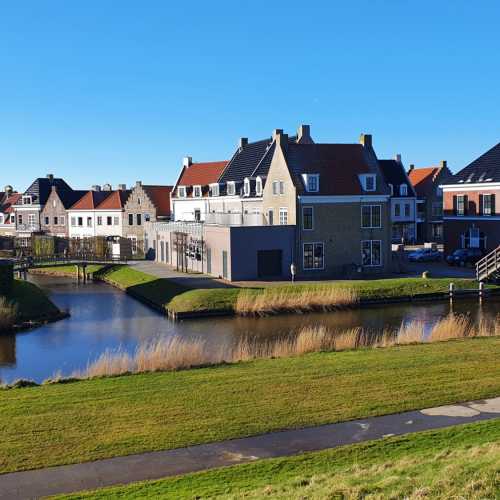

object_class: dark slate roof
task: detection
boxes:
[57,189,88,209]
[379,160,416,197]
[23,177,73,205]
[449,142,500,184]
[286,143,386,196]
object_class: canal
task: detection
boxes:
[0,275,498,383]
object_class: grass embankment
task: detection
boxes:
[57,418,500,499]
[0,280,61,331]
[30,264,105,277]
[1,338,500,473]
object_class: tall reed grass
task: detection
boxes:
[0,297,17,331]
[69,313,500,381]
[235,286,359,316]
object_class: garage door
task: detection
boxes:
[257,250,282,278]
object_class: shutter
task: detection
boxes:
[491,194,496,216]
[479,194,484,215]
[453,195,458,215]
[463,195,468,215]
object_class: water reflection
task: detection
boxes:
[0,274,498,384]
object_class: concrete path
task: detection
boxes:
[1,397,499,499]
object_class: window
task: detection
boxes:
[10,214,14,223]
[22,196,32,205]
[304,174,320,193]
[302,206,313,230]
[243,179,250,197]
[360,174,376,192]
[177,186,186,198]
[144,213,151,222]
[209,184,219,197]
[404,203,410,217]
[107,216,112,225]
[303,242,324,270]
[256,177,263,196]
[227,182,236,196]
[194,209,201,222]
[87,217,92,227]
[400,184,408,196]
[279,181,285,195]
[456,195,466,215]
[394,203,401,217]
[44,216,49,225]
[60,216,65,225]
[279,208,288,225]
[114,217,119,225]
[128,214,133,225]
[97,216,103,226]
[272,181,278,195]
[137,198,141,205]
[71,217,76,227]
[28,214,35,226]
[388,183,394,196]
[53,216,58,225]
[128,236,138,254]
[193,185,202,198]
[483,194,494,215]
[361,240,382,267]
[18,214,23,225]
[78,217,83,226]
[267,209,274,225]
[136,214,142,226]
[361,205,381,228]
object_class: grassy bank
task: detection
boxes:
[30,264,105,277]
[1,337,500,473]
[57,418,500,499]
[0,280,61,331]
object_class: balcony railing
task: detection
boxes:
[205,212,266,226]
[16,223,41,232]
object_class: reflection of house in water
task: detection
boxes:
[0,335,16,366]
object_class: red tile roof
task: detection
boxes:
[96,190,131,210]
[408,167,440,196]
[69,191,112,210]
[178,161,228,187]
[142,186,172,216]
[1,193,21,223]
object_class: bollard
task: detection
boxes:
[449,282,455,301]
[479,281,484,302]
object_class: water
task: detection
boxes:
[0,275,498,383]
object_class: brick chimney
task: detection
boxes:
[46,173,54,181]
[273,129,288,151]
[359,134,372,148]
[440,160,447,169]
[408,164,415,173]
[135,181,142,188]
[183,156,192,168]
[118,184,127,191]
[395,154,402,163]
[91,185,101,192]
[297,124,312,144]
[239,137,248,149]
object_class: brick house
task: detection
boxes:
[379,156,417,243]
[147,125,393,281]
[408,162,452,243]
[442,142,500,254]
[13,174,73,240]
[40,187,87,237]
[123,181,173,254]
[0,188,21,236]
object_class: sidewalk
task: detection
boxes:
[1,397,499,499]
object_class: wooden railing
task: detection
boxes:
[476,246,500,281]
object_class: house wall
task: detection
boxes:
[123,184,157,241]
[443,188,500,215]
[68,210,124,238]
[172,198,209,221]
[40,190,69,237]
[297,199,392,277]
[262,144,297,225]
[390,197,417,242]
[14,206,42,235]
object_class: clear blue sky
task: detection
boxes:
[1,1,499,191]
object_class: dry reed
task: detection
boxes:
[235,287,359,316]
[0,297,17,331]
[69,313,500,381]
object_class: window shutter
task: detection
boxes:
[453,195,457,215]
[463,195,468,215]
[491,194,496,216]
[479,194,484,215]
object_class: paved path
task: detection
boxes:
[1,397,499,499]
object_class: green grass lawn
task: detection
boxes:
[56,418,500,499]
[30,264,106,277]
[1,338,500,474]
[5,279,60,322]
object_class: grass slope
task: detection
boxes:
[57,418,500,499]
[1,338,499,473]
[30,265,105,277]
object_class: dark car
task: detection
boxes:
[408,248,441,262]
[446,248,483,267]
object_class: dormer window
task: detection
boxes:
[227,181,236,196]
[177,186,186,198]
[400,184,408,196]
[243,178,250,197]
[193,185,202,198]
[256,177,263,196]
[302,174,319,193]
[209,183,219,197]
[22,195,32,205]
[360,174,376,192]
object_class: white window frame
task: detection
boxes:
[361,240,382,267]
[360,174,376,192]
[302,174,320,193]
[457,195,465,216]
[400,184,408,196]
[60,215,65,226]
[303,242,325,270]
[243,178,250,197]
[279,207,288,225]
[272,181,278,195]
[210,183,220,197]
[71,217,76,227]
[279,180,285,195]
[193,185,202,198]
[483,194,493,215]
[28,214,36,226]
[302,206,314,230]
[227,181,236,196]
[361,205,382,229]
[177,186,187,198]
[22,195,32,205]
[256,177,263,196]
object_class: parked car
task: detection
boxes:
[408,248,441,262]
[446,248,483,267]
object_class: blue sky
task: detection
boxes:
[1,1,499,190]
